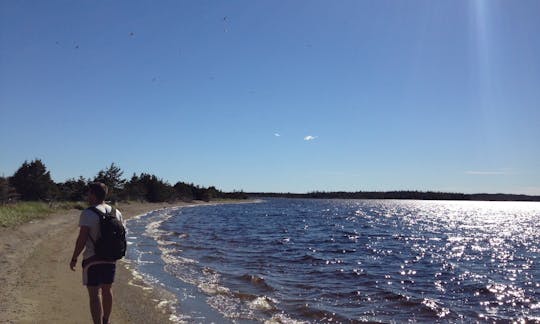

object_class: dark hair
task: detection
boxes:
[88,182,108,202]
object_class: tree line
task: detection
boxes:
[249,190,540,202]
[0,159,248,203]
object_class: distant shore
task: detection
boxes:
[248,191,540,202]
[0,200,251,324]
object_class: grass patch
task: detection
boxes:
[0,201,85,228]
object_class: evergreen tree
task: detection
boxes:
[173,181,195,201]
[123,173,175,202]
[58,176,88,201]
[93,163,125,201]
[193,185,211,202]
[121,173,147,201]
[138,173,175,202]
[0,176,19,203]
[206,186,219,200]
[9,159,57,201]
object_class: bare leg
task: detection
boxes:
[87,286,102,324]
[101,284,113,324]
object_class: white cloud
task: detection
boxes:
[304,135,317,141]
[274,133,281,137]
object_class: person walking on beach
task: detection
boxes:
[70,182,126,324]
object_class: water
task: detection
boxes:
[126,199,540,323]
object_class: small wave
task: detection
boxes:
[249,296,278,311]
[294,304,350,323]
[233,291,257,301]
[206,294,245,320]
[161,252,198,265]
[297,254,326,264]
[169,243,209,251]
[240,274,276,292]
[340,229,359,236]
[142,210,177,240]
[375,291,419,307]
[126,268,155,291]
[144,220,164,237]
[156,239,180,247]
[128,209,158,221]
[478,282,533,308]
[265,313,307,324]
[460,281,490,296]
[319,289,364,301]
[420,298,451,318]
[170,231,189,239]
[198,282,231,295]
[208,292,282,321]
[333,248,358,254]
[277,237,291,244]
[200,254,226,264]
[322,237,337,243]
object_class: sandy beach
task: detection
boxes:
[0,201,211,324]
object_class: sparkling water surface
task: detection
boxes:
[126,199,540,323]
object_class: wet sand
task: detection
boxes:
[0,201,218,323]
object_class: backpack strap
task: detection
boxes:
[88,206,116,218]
[88,206,107,218]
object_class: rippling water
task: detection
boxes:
[126,199,540,323]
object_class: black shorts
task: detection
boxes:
[84,263,116,286]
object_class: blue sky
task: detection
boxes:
[1,1,539,194]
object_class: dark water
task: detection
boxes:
[126,199,540,323]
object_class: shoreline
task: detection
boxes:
[0,200,257,324]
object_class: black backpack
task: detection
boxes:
[88,206,127,261]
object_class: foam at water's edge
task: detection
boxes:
[124,205,196,323]
[124,200,270,322]
[121,259,185,323]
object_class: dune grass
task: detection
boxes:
[0,201,85,228]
